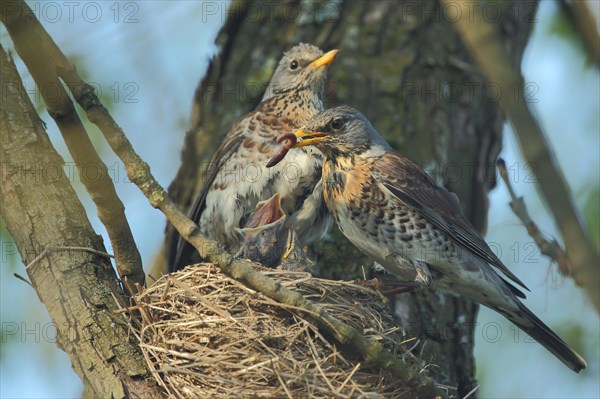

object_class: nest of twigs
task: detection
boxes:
[131,264,423,398]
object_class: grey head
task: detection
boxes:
[294,106,392,157]
[238,216,290,268]
[261,43,338,102]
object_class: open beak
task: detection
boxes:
[308,49,339,68]
[244,193,284,229]
[293,129,330,147]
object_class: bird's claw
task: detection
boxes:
[354,278,383,290]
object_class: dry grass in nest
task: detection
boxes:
[131,263,423,398]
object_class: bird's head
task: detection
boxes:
[262,43,339,101]
[292,106,391,157]
[236,193,297,268]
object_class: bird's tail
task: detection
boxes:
[494,301,587,372]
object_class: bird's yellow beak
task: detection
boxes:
[293,129,330,147]
[308,49,339,68]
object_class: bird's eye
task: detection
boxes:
[330,118,343,130]
[290,60,299,70]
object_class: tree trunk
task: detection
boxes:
[163,0,537,396]
[0,45,162,398]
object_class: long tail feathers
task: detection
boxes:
[496,302,587,372]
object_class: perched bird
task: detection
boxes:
[282,105,587,372]
[170,43,336,271]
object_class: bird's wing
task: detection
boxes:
[171,114,251,271]
[374,152,529,294]
[186,120,249,226]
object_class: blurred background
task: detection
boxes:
[1,1,598,397]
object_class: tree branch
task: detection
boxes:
[1,0,145,295]
[0,44,163,399]
[159,1,538,394]
[2,2,443,396]
[497,158,573,276]
[559,0,600,67]
[67,51,443,399]
[444,0,600,312]
[73,57,443,399]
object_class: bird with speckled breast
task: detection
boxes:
[271,105,586,372]
[170,43,336,272]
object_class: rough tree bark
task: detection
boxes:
[161,1,537,396]
[0,45,162,398]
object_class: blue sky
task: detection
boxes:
[1,1,598,398]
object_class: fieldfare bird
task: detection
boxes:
[170,43,336,271]
[236,193,313,271]
[274,105,586,372]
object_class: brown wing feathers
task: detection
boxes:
[378,152,529,293]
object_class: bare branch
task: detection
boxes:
[74,65,443,398]
[445,0,600,312]
[25,246,114,271]
[0,43,163,399]
[1,0,144,295]
[497,158,573,276]
[1,2,443,396]
[7,14,440,399]
[559,0,600,67]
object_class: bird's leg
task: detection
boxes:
[375,259,432,296]
[355,259,434,296]
[354,278,423,299]
[354,278,423,296]
[354,278,383,290]
[381,281,422,296]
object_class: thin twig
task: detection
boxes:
[497,158,573,276]
[35,35,442,399]
[446,0,600,313]
[63,81,441,397]
[462,384,480,399]
[231,356,280,376]
[274,367,294,399]
[160,278,173,302]
[25,246,114,270]
[4,1,439,394]
[13,273,34,288]
[337,362,361,393]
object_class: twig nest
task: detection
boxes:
[133,264,420,398]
